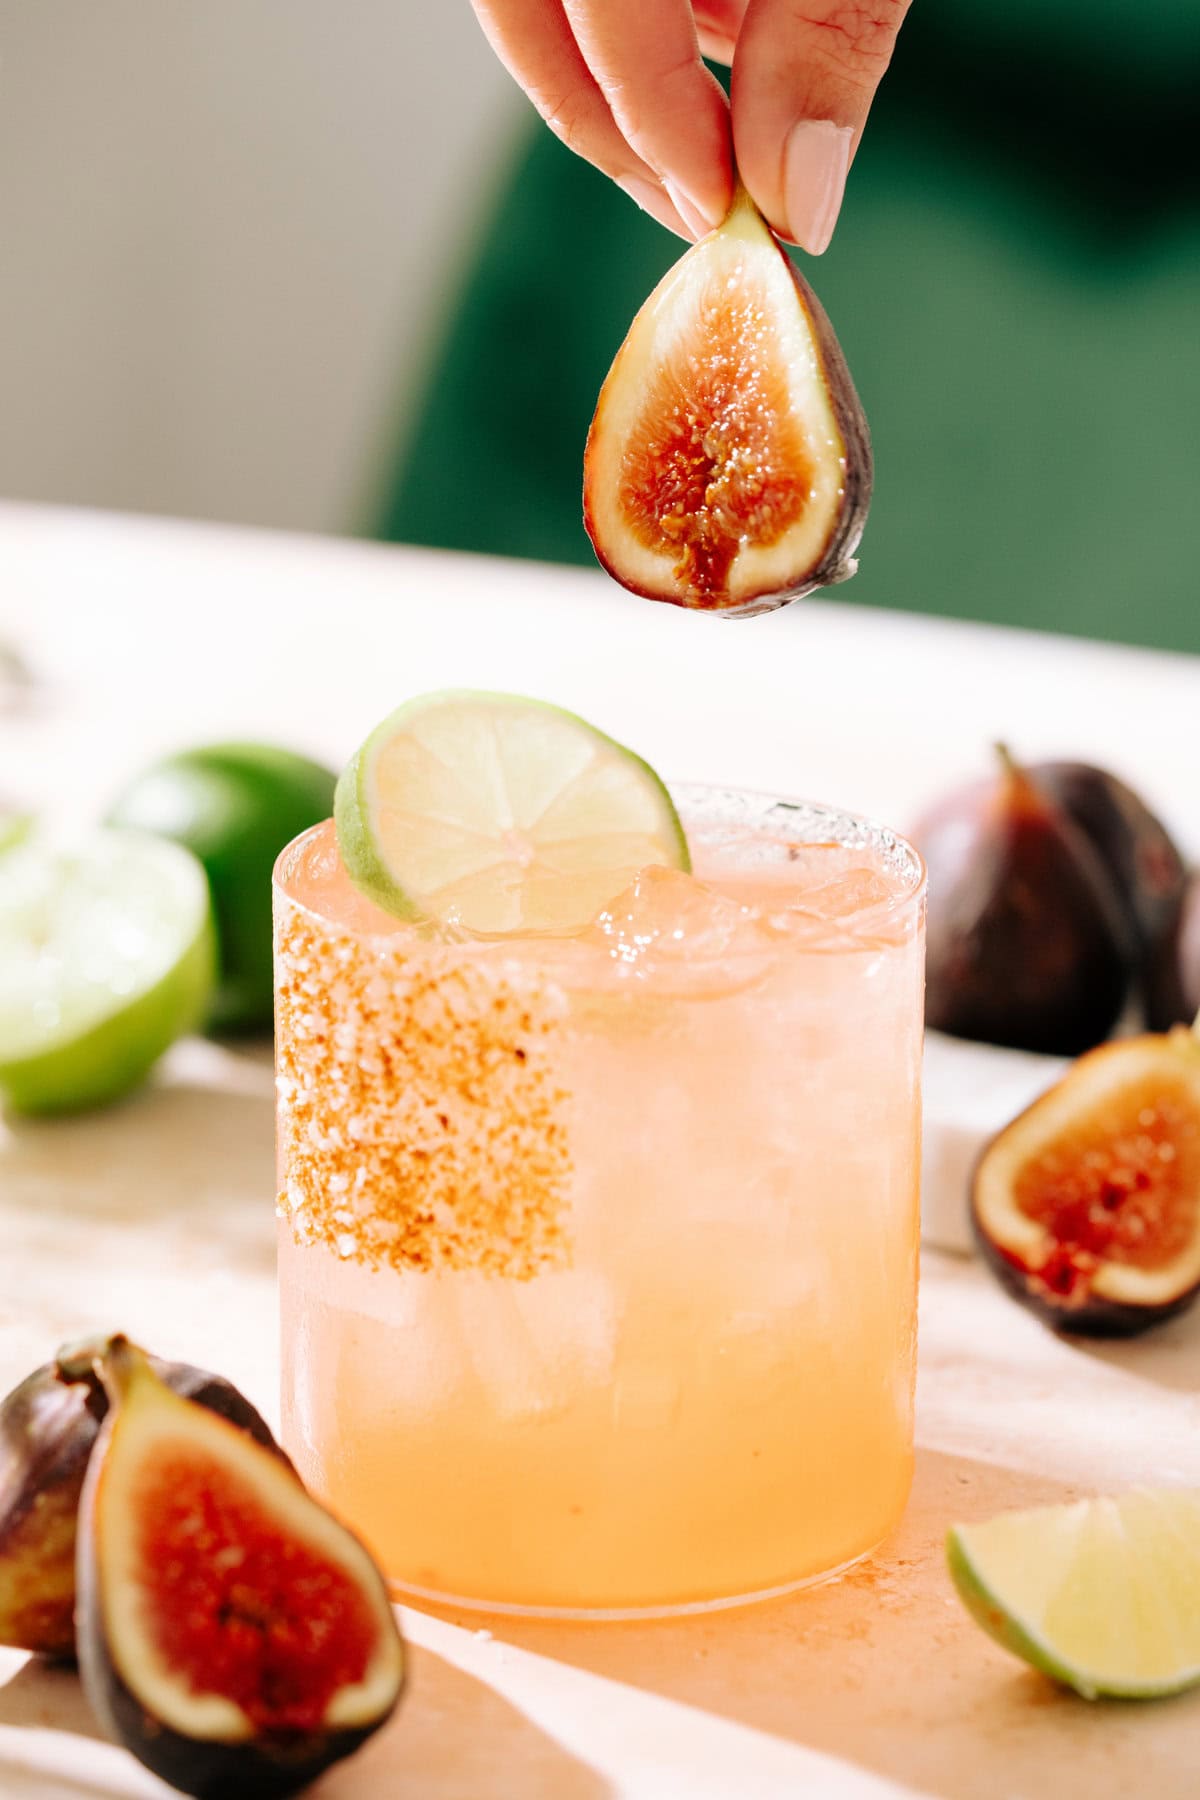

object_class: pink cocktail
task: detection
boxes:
[275,786,924,1617]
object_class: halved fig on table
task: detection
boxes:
[972,1027,1200,1335]
[584,187,871,616]
[76,1338,403,1799]
[0,1342,285,1657]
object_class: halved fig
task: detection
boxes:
[972,1027,1200,1334]
[0,1342,286,1658]
[583,187,871,617]
[76,1338,403,1799]
[913,746,1132,1055]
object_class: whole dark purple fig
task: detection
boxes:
[1146,869,1200,1030]
[0,1340,286,1656]
[912,746,1133,1055]
[1030,760,1188,1026]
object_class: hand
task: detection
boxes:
[470,0,911,252]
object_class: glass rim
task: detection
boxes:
[274,782,926,947]
[667,779,926,923]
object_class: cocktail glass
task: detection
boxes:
[275,785,925,1618]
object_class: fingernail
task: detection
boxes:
[617,175,692,240]
[662,178,719,242]
[782,120,853,254]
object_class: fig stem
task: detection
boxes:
[91,1335,152,1408]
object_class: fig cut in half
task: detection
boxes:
[0,1341,286,1658]
[584,187,871,617]
[973,1027,1200,1335]
[77,1339,403,1799]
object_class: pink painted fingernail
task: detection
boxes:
[782,120,853,254]
[662,178,719,242]
[617,175,693,239]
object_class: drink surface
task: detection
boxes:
[276,801,924,1614]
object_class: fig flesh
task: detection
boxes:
[973,1028,1200,1334]
[0,1342,285,1657]
[583,187,871,616]
[1030,759,1188,1021]
[913,746,1132,1055]
[77,1338,403,1799]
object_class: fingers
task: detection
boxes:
[469,0,695,237]
[562,0,734,235]
[731,0,911,252]
[692,0,748,63]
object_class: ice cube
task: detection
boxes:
[586,867,773,998]
[460,1270,617,1425]
[594,867,756,958]
[761,864,898,949]
[793,868,895,919]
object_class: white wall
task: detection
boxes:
[0,2,518,533]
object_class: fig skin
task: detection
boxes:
[583,188,871,618]
[913,747,1133,1056]
[0,1343,287,1657]
[1146,869,1200,1033]
[0,1368,95,1656]
[76,1339,404,1800]
[971,1031,1200,1336]
[1029,759,1189,1024]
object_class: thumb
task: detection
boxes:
[731,0,911,253]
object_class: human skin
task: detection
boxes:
[469,0,912,253]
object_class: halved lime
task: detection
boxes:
[948,1489,1200,1699]
[0,830,215,1115]
[335,691,689,934]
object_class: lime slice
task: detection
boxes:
[0,830,215,1115]
[948,1489,1200,1699]
[335,691,689,933]
[108,743,337,1034]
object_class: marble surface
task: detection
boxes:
[2,504,1200,1798]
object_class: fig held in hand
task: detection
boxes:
[584,186,871,617]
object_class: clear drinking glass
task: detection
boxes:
[275,786,925,1618]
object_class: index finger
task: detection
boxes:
[562,0,734,235]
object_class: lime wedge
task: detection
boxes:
[948,1489,1200,1699]
[335,691,689,933]
[0,830,215,1115]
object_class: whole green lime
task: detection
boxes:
[108,744,336,1034]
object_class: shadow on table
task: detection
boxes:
[0,1646,612,1800]
[1065,1304,1200,1396]
[0,1066,277,1277]
[431,1448,1200,1800]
